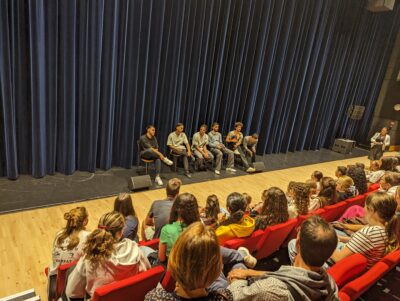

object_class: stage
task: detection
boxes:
[0,147,368,213]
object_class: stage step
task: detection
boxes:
[0,289,40,301]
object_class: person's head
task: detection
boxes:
[306,180,318,196]
[175,123,184,133]
[166,178,182,198]
[364,192,400,253]
[355,162,365,170]
[146,125,155,137]
[389,121,395,128]
[168,222,222,292]
[205,195,220,220]
[335,166,347,178]
[56,207,89,249]
[249,133,259,144]
[318,177,337,205]
[234,122,243,132]
[311,171,323,182]
[296,215,337,267]
[287,181,296,198]
[199,124,207,135]
[211,122,220,132]
[395,186,400,212]
[336,175,354,193]
[169,193,200,225]
[291,182,310,215]
[371,160,380,171]
[380,127,388,136]
[113,193,136,218]
[380,172,400,191]
[84,212,125,264]
[259,187,289,226]
[347,165,367,194]
[221,192,246,225]
[380,157,399,171]
[242,193,252,210]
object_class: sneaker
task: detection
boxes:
[246,167,256,173]
[234,149,240,155]
[226,167,236,173]
[215,170,220,175]
[185,172,192,178]
[162,157,173,166]
[155,176,163,186]
[238,247,257,268]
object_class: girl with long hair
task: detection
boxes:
[255,187,289,230]
[114,193,139,241]
[65,212,150,298]
[287,182,310,218]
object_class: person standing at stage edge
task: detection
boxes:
[369,127,390,165]
[226,122,255,173]
[139,125,173,186]
[167,123,193,178]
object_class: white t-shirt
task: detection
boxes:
[49,230,91,275]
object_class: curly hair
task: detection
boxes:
[56,207,88,250]
[347,165,367,194]
[292,182,310,215]
[255,187,289,230]
[84,212,125,265]
[169,193,200,226]
[220,192,247,226]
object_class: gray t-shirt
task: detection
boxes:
[139,134,159,153]
[192,132,209,150]
[167,132,189,149]
[147,199,174,238]
[243,136,258,152]
[208,131,223,148]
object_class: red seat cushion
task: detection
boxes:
[344,195,365,208]
[223,229,264,254]
[367,183,380,192]
[327,254,367,288]
[56,261,78,299]
[319,201,348,222]
[338,291,351,301]
[91,266,164,301]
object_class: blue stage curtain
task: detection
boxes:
[0,0,399,179]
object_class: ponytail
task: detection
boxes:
[56,207,88,250]
[386,214,400,253]
[220,192,246,226]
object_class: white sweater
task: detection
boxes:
[66,238,151,298]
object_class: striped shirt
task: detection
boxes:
[346,225,387,268]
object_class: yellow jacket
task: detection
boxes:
[215,215,255,244]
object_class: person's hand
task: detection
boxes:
[231,138,238,143]
[187,150,192,157]
[217,212,226,222]
[228,269,249,281]
[160,154,165,161]
[217,144,223,149]
[203,151,209,159]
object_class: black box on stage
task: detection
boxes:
[332,138,356,154]
[253,161,266,172]
[128,175,152,191]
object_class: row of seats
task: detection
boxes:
[45,183,390,301]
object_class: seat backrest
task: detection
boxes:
[161,270,176,292]
[319,201,348,222]
[255,219,297,260]
[327,254,367,288]
[139,238,160,250]
[367,183,380,192]
[380,249,400,268]
[91,265,165,301]
[223,229,264,254]
[56,261,78,299]
[344,194,365,209]
[338,291,351,301]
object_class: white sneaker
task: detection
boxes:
[238,247,257,268]
[246,167,256,173]
[215,170,220,175]
[163,157,173,166]
[234,149,240,155]
[155,176,163,186]
[226,167,236,173]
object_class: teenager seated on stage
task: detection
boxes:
[242,133,259,166]
[139,125,173,186]
[192,124,215,172]
[215,192,255,244]
[65,212,151,299]
[226,122,255,173]
[141,178,182,241]
[208,122,236,174]
[228,215,339,301]
[167,123,193,178]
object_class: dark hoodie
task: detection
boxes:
[227,265,339,301]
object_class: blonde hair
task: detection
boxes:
[168,222,222,291]
[84,212,125,264]
[56,207,88,250]
[337,176,354,192]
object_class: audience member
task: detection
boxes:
[379,172,400,196]
[335,166,347,179]
[288,182,310,218]
[313,177,337,207]
[242,192,252,213]
[380,156,399,171]
[65,212,150,298]
[141,178,182,240]
[255,187,289,230]
[145,222,233,301]
[49,207,89,275]
[228,216,339,301]
[347,165,367,194]
[216,193,255,243]
[114,193,139,242]
[336,176,356,202]
[311,171,323,192]
[367,160,385,184]
[200,195,222,227]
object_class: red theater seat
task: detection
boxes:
[327,254,367,288]
[367,183,380,192]
[338,291,351,301]
[344,194,365,209]
[55,261,78,300]
[161,270,176,292]
[340,250,400,300]
[91,265,165,301]
[255,218,297,260]
[319,201,349,222]
[223,229,264,254]
[139,238,160,250]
